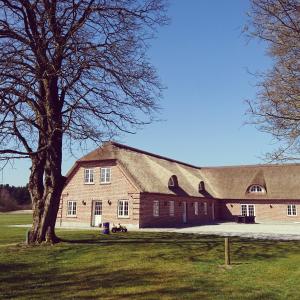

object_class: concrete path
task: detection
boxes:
[139,222,300,240]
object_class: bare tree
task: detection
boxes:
[0,0,168,244]
[245,0,300,161]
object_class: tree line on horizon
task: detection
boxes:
[0,184,31,211]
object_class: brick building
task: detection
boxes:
[56,142,300,228]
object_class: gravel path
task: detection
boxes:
[139,223,300,240]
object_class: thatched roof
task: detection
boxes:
[201,164,300,200]
[75,142,215,197]
[69,142,300,200]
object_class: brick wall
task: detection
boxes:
[140,193,217,227]
[57,160,140,228]
[220,199,300,223]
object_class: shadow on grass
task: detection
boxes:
[0,264,205,299]
[0,260,283,300]
[58,231,300,263]
[0,262,29,274]
[59,231,223,244]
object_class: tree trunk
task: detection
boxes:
[28,153,46,243]
[29,188,64,244]
[28,88,65,244]
[28,135,65,244]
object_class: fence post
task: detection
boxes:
[25,229,30,245]
[224,237,230,265]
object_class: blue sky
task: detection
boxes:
[3,0,276,186]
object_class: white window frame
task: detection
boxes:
[204,202,207,215]
[153,200,159,217]
[67,201,77,217]
[118,200,129,218]
[287,204,297,216]
[169,200,174,216]
[100,167,111,184]
[241,204,255,216]
[194,202,199,216]
[84,168,94,184]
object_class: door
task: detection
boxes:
[93,201,102,227]
[183,201,187,224]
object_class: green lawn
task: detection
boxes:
[0,214,300,299]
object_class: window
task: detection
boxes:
[94,201,102,215]
[204,202,207,215]
[169,200,174,216]
[84,168,94,184]
[199,181,205,192]
[67,201,77,216]
[194,202,199,215]
[118,200,129,217]
[248,185,265,193]
[241,204,247,216]
[100,167,111,184]
[241,204,255,216]
[153,200,159,217]
[248,205,255,216]
[287,204,297,216]
[168,175,178,188]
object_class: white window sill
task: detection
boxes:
[84,182,95,185]
[100,182,111,185]
[66,215,77,218]
[117,216,130,219]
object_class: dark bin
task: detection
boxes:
[236,215,245,223]
[245,216,255,224]
[102,222,110,234]
[235,215,255,224]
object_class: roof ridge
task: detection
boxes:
[80,141,300,170]
[110,141,200,169]
[202,162,300,169]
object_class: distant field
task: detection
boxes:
[0,213,300,299]
[0,213,32,245]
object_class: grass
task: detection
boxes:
[0,213,32,246]
[0,214,300,299]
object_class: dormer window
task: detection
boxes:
[248,184,265,194]
[168,175,178,188]
[199,181,205,192]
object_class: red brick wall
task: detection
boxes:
[220,199,300,223]
[57,161,140,228]
[139,193,217,227]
